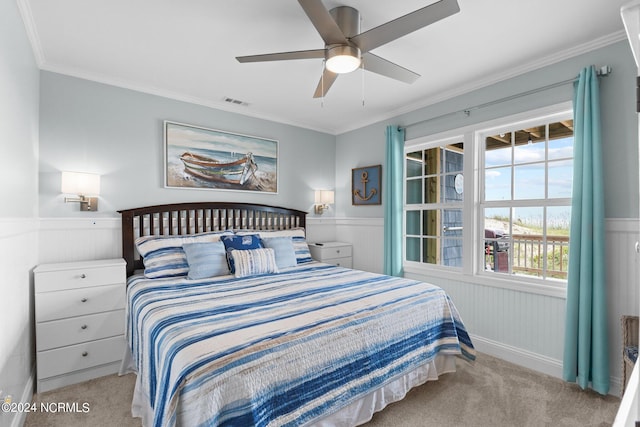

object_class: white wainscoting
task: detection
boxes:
[0,218,38,427]
[335,218,385,274]
[39,218,121,264]
[605,219,640,395]
[307,217,384,274]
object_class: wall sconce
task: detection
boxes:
[61,171,101,211]
[314,190,334,215]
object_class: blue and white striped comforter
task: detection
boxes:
[125,263,475,427]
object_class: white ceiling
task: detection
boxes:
[19,0,630,135]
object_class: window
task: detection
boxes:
[403,104,573,288]
[405,139,464,268]
[480,115,573,281]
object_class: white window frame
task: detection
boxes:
[404,135,467,273]
[403,101,572,299]
[476,108,573,287]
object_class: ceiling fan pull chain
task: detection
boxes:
[361,61,365,107]
[321,60,325,108]
[361,14,365,107]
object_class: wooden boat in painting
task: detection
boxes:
[180,152,258,185]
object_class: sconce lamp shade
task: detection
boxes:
[315,190,335,205]
[61,171,101,211]
[61,171,101,196]
[314,190,334,215]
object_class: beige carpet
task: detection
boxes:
[25,353,620,427]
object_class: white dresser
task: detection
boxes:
[34,258,126,392]
[308,242,353,268]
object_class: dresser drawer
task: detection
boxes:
[310,243,352,260]
[36,309,125,351]
[37,335,125,379]
[326,257,352,268]
[35,264,125,293]
[36,284,125,322]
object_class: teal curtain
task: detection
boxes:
[383,125,405,277]
[562,66,609,395]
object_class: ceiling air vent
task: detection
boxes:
[222,97,249,107]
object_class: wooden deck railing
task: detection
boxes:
[511,234,569,279]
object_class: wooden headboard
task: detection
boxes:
[118,202,307,277]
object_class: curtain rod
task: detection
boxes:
[400,65,612,131]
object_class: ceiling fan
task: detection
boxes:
[236,0,460,98]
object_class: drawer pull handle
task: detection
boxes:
[82,351,88,357]
[336,250,340,254]
[81,325,88,330]
[81,298,88,303]
[80,274,86,279]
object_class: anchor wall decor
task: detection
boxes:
[352,165,381,205]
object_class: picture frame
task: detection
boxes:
[164,120,278,193]
[352,165,381,205]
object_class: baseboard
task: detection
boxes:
[472,334,623,396]
[11,367,34,427]
[471,334,563,378]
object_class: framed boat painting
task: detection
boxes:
[352,165,381,205]
[164,121,278,193]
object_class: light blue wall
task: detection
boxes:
[38,42,638,220]
[335,40,638,220]
[39,72,336,217]
[0,0,40,423]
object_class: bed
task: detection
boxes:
[118,202,475,427]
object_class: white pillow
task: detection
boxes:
[231,248,279,278]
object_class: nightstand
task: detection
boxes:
[34,258,126,392]
[308,242,353,268]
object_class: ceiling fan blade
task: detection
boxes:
[236,49,325,63]
[313,68,339,98]
[351,0,460,53]
[362,53,420,84]
[298,0,348,45]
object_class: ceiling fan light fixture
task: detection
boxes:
[325,45,361,74]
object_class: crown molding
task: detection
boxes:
[16,0,335,135]
[16,0,627,138]
[38,62,337,135]
[16,0,45,67]
[334,30,628,135]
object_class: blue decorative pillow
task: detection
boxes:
[262,237,297,269]
[231,248,279,278]
[221,234,264,273]
[182,242,229,279]
[135,230,233,279]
